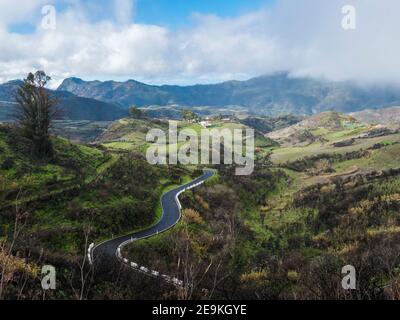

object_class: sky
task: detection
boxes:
[8,0,274,32]
[1,0,400,88]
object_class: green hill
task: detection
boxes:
[350,106,400,125]
[266,112,365,147]
[0,124,111,209]
[240,114,302,134]
[97,117,276,155]
[0,123,197,299]
[2,108,400,299]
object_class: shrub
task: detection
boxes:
[1,157,15,170]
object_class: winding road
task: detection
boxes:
[92,169,215,266]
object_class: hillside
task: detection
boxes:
[0,123,197,299]
[240,114,302,134]
[0,80,128,121]
[96,117,276,154]
[350,107,400,125]
[2,108,400,299]
[58,73,400,116]
[96,118,169,151]
[266,112,365,147]
[0,124,111,210]
[120,110,400,300]
[51,120,112,143]
[0,101,17,121]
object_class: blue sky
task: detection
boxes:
[1,0,400,86]
[9,0,275,33]
[133,0,274,28]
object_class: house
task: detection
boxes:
[200,120,212,128]
[220,114,234,122]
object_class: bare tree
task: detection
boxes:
[0,189,30,299]
[70,212,96,300]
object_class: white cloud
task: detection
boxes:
[0,0,51,28]
[114,0,135,25]
[1,0,400,86]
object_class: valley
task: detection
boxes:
[2,102,399,299]
[1,69,400,300]
[3,0,400,306]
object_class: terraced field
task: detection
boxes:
[271,132,400,164]
[98,118,275,157]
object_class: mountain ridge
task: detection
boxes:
[350,107,400,125]
[58,73,400,116]
[0,80,128,121]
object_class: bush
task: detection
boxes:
[1,157,15,170]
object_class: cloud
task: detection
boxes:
[114,0,134,25]
[0,0,50,28]
[1,0,400,86]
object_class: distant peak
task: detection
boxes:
[4,79,23,86]
[58,77,90,91]
[64,77,84,84]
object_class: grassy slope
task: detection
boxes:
[98,118,275,153]
[0,127,111,207]
[98,118,168,151]
[266,111,400,190]
[0,124,193,255]
[79,114,400,298]
[270,133,400,163]
[3,111,400,299]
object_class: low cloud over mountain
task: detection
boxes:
[1,0,400,86]
[58,73,400,116]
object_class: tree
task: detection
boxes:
[180,109,199,122]
[14,71,58,156]
[70,211,96,300]
[129,106,144,119]
[0,189,35,300]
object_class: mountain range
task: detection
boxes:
[0,80,127,121]
[2,72,400,122]
[58,73,400,116]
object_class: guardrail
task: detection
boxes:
[87,243,95,265]
[110,180,206,287]
[89,170,211,289]
[116,246,184,288]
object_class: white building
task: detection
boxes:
[200,121,212,128]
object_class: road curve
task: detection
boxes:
[92,169,215,265]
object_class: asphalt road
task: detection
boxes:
[92,169,215,265]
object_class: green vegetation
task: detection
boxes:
[118,113,400,300]
[14,71,56,156]
[1,108,400,300]
[0,119,199,299]
[97,118,169,152]
[240,114,302,134]
[0,125,111,208]
[180,109,200,122]
[51,120,112,143]
[270,130,400,164]
[129,106,145,119]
